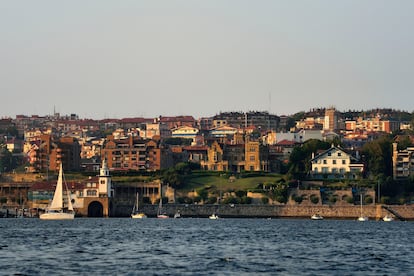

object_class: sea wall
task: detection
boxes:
[112,203,414,220]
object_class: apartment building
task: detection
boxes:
[392,143,414,180]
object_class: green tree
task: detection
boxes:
[0,147,16,172]
[362,135,393,177]
[397,135,413,150]
[162,168,182,188]
[288,139,330,179]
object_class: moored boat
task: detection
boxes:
[209,213,219,220]
[383,215,394,222]
[311,214,323,220]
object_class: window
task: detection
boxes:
[250,155,255,161]
[323,160,327,164]
[342,160,346,165]
[338,152,342,157]
[333,160,337,165]
[328,152,331,156]
[87,190,97,196]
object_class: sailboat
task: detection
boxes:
[357,193,368,221]
[40,163,75,220]
[157,196,169,219]
[131,192,147,219]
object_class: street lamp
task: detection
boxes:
[377,180,381,204]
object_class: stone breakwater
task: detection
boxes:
[112,203,414,220]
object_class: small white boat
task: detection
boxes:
[209,213,219,220]
[174,211,181,219]
[132,213,147,219]
[383,215,394,222]
[157,197,169,219]
[311,214,323,220]
[357,216,369,222]
[40,164,75,220]
[131,192,147,219]
[357,193,368,222]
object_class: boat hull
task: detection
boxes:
[40,212,74,220]
[131,213,147,219]
[311,215,323,220]
[357,216,368,221]
[209,214,219,220]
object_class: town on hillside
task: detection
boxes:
[0,107,414,218]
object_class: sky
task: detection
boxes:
[1,1,414,119]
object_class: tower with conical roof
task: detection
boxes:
[99,159,114,197]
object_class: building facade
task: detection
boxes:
[310,145,364,179]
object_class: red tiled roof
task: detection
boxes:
[159,116,195,122]
[276,139,295,146]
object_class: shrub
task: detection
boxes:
[241,196,252,204]
[261,197,269,204]
[345,196,354,204]
[293,194,303,204]
[275,195,287,204]
[328,195,337,203]
[381,196,391,205]
[235,190,247,198]
[206,197,217,204]
[223,197,240,204]
[310,194,319,204]
[364,196,373,204]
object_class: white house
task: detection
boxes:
[171,126,199,142]
[310,145,364,179]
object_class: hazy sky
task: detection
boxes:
[1,1,413,119]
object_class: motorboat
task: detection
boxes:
[209,213,219,220]
[311,214,323,220]
[383,215,394,222]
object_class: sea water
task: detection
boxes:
[0,218,413,275]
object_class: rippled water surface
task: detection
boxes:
[1,218,413,275]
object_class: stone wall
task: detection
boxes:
[113,203,414,220]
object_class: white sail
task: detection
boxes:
[40,163,74,220]
[49,163,64,210]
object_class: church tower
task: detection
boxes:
[99,159,114,197]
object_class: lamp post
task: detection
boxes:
[377,180,380,204]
